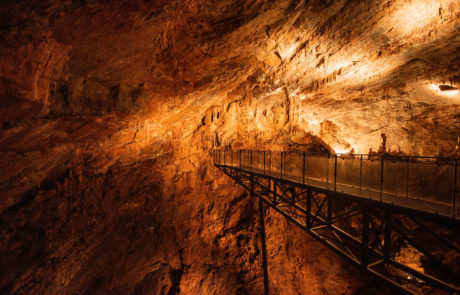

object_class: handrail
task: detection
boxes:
[213,149,459,219]
[216,149,458,161]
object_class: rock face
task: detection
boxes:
[0,0,459,294]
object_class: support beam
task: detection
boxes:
[214,150,460,295]
[383,209,392,261]
[306,189,312,230]
[258,197,270,295]
[361,205,370,269]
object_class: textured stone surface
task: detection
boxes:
[0,0,459,294]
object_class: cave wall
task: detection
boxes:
[1,0,459,294]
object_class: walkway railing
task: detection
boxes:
[213,150,459,219]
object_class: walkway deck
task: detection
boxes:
[215,150,459,220]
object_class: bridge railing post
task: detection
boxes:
[239,150,242,168]
[263,151,266,174]
[334,154,337,192]
[269,151,272,175]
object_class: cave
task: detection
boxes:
[1,0,459,294]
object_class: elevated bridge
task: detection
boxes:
[213,150,460,294]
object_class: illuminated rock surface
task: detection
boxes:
[0,0,459,294]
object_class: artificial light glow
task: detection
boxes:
[438,85,458,92]
[387,0,441,38]
[333,146,351,154]
[428,83,460,98]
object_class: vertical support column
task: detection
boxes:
[273,180,277,205]
[302,152,306,185]
[306,189,312,230]
[380,156,384,202]
[258,197,270,295]
[267,179,271,201]
[361,205,370,269]
[327,194,333,226]
[383,209,392,261]
[453,159,458,218]
[250,150,253,172]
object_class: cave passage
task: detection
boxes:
[1,0,460,294]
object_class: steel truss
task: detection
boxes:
[216,164,460,294]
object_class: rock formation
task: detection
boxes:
[0,0,459,294]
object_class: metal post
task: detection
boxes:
[239,150,242,168]
[360,154,363,190]
[273,180,277,205]
[302,152,306,185]
[361,205,370,269]
[250,150,253,172]
[327,194,333,226]
[269,151,272,175]
[453,159,458,218]
[383,209,392,261]
[258,197,270,295]
[380,156,384,202]
[334,154,338,192]
[326,154,330,184]
[264,151,266,174]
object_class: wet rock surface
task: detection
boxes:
[0,0,459,294]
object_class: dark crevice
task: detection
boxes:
[166,265,185,295]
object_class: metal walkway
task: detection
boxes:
[213,150,460,294]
